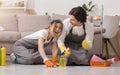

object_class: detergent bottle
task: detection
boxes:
[1,45,6,66]
[0,46,1,65]
[59,55,67,67]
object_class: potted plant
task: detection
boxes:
[82,1,95,15]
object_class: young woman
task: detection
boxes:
[58,6,94,66]
[11,20,63,67]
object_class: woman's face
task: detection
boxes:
[54,23,63,34]
[50,22,63,36]
[69,15,81,26]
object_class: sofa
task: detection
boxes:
[0,14,104,56]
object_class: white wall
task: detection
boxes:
[34,0,120,16]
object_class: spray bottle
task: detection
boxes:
[59,48,71,67]
[0,45,1,65]
[107,57,119,64]
[1,45,6,66]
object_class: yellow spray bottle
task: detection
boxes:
[59,48,71,67]
[59,55,67,67]
[0,46,1,65]
[1,45,6,66]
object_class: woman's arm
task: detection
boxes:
[85,22,94,49]
[51,41,60,66]
[52,41,58,57]
[38,37,49,62]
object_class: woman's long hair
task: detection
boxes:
[45,19,63,29]
[69,6,87,23]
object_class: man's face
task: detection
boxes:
[69,15,81,26]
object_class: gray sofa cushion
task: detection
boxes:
[51,13,69,21]
[0,31,20,42]
[17,15,51,32]
[0,14,18,31]
[94,27,106,34]
[21,32,34,38]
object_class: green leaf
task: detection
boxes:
[82,1,95,12]
[88,1,92,6]
[82,4,89,11]
[88,5,95,11]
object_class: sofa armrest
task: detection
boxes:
[0,31,20,42]
[94,27,106,34]
[20,32,35,38]
[89,27,105,55]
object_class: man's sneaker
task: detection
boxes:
[10,53,16,63]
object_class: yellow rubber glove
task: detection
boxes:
[64,48,71,57]
[44,60,54,67]
[82,40,91,50]
[60,44,67,51]
[52,56,59,66]
[59,44,67,55]
[59,44,71,56]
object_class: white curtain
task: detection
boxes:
[26,0,34,9]
[26,0,35,14]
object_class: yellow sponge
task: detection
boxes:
[82,40,91,50]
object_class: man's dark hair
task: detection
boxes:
[69,6,87,23]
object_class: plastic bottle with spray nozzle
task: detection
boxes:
[1,45,6,66]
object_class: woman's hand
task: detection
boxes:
[44,60,54,67]
[61,48,71,57]
[82,40,92,50]
[64,48,71,57]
